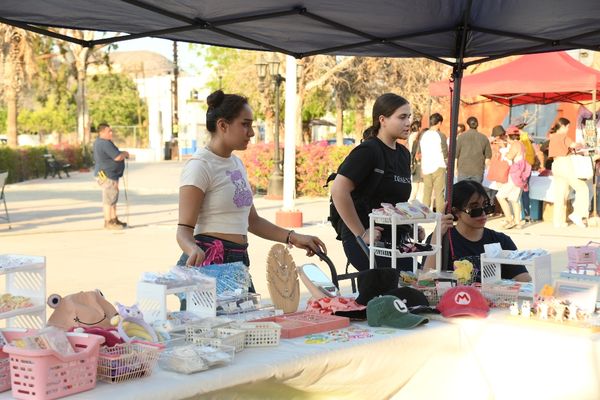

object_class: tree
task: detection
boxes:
[87,73,146,130]
[0,25,37,147]
[56,29,112,145]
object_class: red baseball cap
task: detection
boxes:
[437,286,490,318]
[506,125,520,136]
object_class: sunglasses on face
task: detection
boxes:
[460,203,495,218]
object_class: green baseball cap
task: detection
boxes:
[367,295,429,329]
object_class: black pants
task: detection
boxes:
[176,234,255,310]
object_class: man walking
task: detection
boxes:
[456,116,492,183]
[419,113,447,213]
[93,123,129,230]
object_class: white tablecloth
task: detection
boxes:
[2,315,599,399]
[0,321,460,400]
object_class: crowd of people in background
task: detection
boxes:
[408,115,594,229]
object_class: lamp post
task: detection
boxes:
[256,54,285,199]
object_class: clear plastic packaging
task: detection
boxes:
[159,339,234,374]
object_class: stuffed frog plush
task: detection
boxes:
[47,289,118,330]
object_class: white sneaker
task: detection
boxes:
[568,213,586,228]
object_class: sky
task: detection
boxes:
[112,37,204,74]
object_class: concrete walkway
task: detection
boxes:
[0,161,598,308]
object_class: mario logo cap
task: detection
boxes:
[367,295,429,329]
[437,286,489,318]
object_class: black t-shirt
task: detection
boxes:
[427,227,527,280]
[337,137,412,241]
[93,138,125,180]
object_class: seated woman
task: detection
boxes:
[424,180,531,282]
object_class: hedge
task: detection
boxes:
[0,144,92,183]
[236,142,352,197]
[2,142,351,197]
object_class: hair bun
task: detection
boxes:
[206,90,225,108]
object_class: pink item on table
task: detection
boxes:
[306,296,366,315]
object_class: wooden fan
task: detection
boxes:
[266,244,300,313]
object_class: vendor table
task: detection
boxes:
[0,321,461,400]
[2,315,598,399]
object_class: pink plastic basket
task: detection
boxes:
[3,333,104,400]
[0,329,35,393]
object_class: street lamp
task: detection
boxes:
[256,54,285,199]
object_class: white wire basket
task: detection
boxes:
[230,322,281,347]
[97,341,163,384]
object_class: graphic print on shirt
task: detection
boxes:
[227,169,253,208]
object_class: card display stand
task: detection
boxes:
[136,280,216,324]
[480,252,552,297]
[368,213,442,273]
[0,255,46,329]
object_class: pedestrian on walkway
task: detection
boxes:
[456,116,491,183]
[93,123,129,230]
[420,113,447,213]
[176,90,326,289]
[548,118,589,228]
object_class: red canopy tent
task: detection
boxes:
[429,51,600,106]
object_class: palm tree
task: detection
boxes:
[0,25,36,147]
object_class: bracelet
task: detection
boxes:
[360,230,368,239]
[286,230,295,246]
[178,223,195,229]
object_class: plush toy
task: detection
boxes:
[110,303,158,343]
[70,326,124,348]
[539,284,554,298]
[453,260,474,282]
[47,290,118,330]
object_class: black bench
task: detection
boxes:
[44,154,71,179]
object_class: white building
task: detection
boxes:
[91,51,211,160]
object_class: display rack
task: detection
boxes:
[0,254,46,329]
[480,252,552,297]
[368,213,442,273]
[136,280,216,324]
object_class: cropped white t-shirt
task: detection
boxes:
[180,148,253,235]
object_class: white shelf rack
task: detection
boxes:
[480,252,552,297]
[0,254,46,329]
[137,279,217,324]
[368,213,442,273]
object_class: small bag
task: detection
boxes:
[570,154,594,180]
[487,154,510,183]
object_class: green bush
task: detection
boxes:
[0,144,90,183]
[236,142,352,197]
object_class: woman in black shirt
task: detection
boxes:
[331,93,414,271]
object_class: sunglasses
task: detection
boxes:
[460,203,495,218]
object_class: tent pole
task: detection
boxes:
[508,99,513,124]
[445,0,472,212]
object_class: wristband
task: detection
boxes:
[286,230,295,247]
[178,223,195,229]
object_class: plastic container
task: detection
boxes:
[97,341,163,384]
[253,312,350,338]
[230,322,281,347]
[3,332,104,400]
[186,327,246,352]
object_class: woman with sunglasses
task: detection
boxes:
[424,180,531,282]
